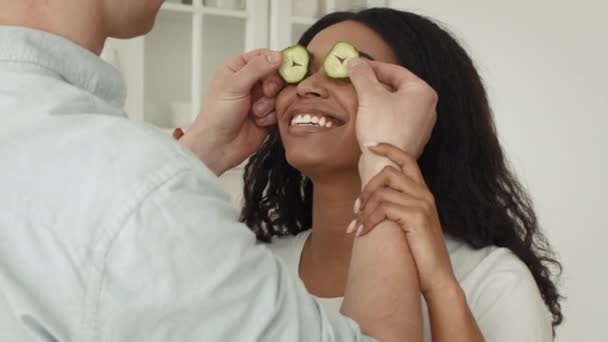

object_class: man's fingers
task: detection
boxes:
[367,61,438,104]
[233,51,282,93]
[252,97,276,118]
[255,112,277,127]
[348,58,421,96]
[224,49,277,73]
[365,60,421,90]
[262,73,285,97]
[347,58,384,97]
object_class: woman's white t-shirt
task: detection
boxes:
[268,230,553,342]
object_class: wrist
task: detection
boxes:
[358,150,398,185]
[179,131,228,176]
[423,278,464,304]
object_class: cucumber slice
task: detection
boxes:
[324,41,360,79]
[279,45,310,84]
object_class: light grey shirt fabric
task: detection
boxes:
[0,26,375,342]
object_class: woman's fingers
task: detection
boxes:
[354,146,437,237]
[367,143,427,184]
[360,187,420,219]
[355,188,432,235]
[357,165,427,212]
[356,203,430,237]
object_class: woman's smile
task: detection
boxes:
[285,104,347,136]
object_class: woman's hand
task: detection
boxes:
[178,49,285,175]
[354,143,458,297]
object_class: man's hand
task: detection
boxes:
[347,58,438,184]
[179,49,285,175]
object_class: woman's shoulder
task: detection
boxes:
[446,237,553,340]
[447,237,535,288]
[265,230,311,272]
[267,230,310,250]
[447,236,546,302]
[447,236,542,298]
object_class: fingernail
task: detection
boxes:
[355,224,364,237]
[255,99,269,112]
[266,82,279,95]
[267,51,281,65]
[363,141,379,148]
[346,220,357,234]
[353,198,360,214]
[347,57,362,69]
[259,112,277,126]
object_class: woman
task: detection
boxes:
[240,8,563,341]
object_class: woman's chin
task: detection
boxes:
[285,152,327,172]
[286,151,358,179]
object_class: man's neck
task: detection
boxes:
[0,1,107,55]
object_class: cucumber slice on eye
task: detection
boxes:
[279,45,310,84]
[324,41,360,79]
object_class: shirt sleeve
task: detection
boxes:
[470,250,554,342]
[96,166,376,342]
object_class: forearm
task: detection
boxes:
[342,223,422,342]
[425,285,484,342]
[178,132,227,176]
[340,152,423,342]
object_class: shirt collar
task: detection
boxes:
[0,26,126,108]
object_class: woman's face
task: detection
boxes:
[276,21,398,178]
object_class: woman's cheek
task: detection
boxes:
[341,86,360,119]
[275,87,295,119]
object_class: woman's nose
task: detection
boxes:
[296,71,329,98]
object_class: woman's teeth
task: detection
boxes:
[291,114,335,128]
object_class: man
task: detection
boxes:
[0,0,426,341]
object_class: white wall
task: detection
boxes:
[388,0,608,340]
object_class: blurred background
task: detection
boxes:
[101,1,608,340]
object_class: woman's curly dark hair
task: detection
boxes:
[240,8,563,331]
